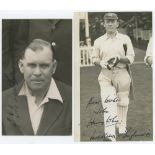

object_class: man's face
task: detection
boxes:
[19,47,57,92]
[104,19,119,33]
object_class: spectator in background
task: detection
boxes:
[144,37,152,67]
[2,20,20,90]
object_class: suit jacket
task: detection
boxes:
[2,80,72,135]
[2,20,20,90]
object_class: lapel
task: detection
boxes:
[36,99,63,135]
[15,96,34,135]
[13,82,34,135]
[37,80,65,135]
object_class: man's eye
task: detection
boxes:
[28,64,36,68]
[40,64,49,68]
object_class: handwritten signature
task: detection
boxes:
[85,96,152,141]
[87,115,119,128]
[119,127,151,140]
[86,97,101,109]
[93,107,109,114]
[89,127,151,141]
[90,130,115,141]
[104,95,119,103]
[86,96,119,109]
[87,118,104,128]
[106,115,120,127]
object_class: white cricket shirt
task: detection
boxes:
[144,37,152,65]
[93,32,135,68]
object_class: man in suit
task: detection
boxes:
[2,20,20,90]
[2,39,72,135]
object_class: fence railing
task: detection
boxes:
[80,46,94,67]
[133,29,152,41]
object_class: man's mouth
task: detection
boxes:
[31,79,44,83]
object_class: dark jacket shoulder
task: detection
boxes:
[54,80,72,107]
[55,80,71,95]
[2,83,22,102]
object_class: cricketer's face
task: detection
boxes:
[104,19,119,33]
[19,47,57,93]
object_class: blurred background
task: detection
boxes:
[80,12,152,47]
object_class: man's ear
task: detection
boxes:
[116,21,119,28]
[103,22,106,28]
[18,59,24,74]
[52,59,57,75]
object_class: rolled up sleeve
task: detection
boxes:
[125,36,135,64]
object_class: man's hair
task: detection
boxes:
[20,39,55,60]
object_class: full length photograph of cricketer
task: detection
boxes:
[74,12,152,141]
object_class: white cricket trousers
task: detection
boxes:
[98,68,131,140]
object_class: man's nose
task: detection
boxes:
[33,66,41,76]
[108,22,113,25]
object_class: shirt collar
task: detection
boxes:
[46,78,63,103]
[18,78,63,104]
[105,31,119,40]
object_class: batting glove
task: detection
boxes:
[107,55,121,69]
[100,60,108,69]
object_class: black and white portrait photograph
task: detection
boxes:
[2,19,72,136]
[74,12,153,142]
